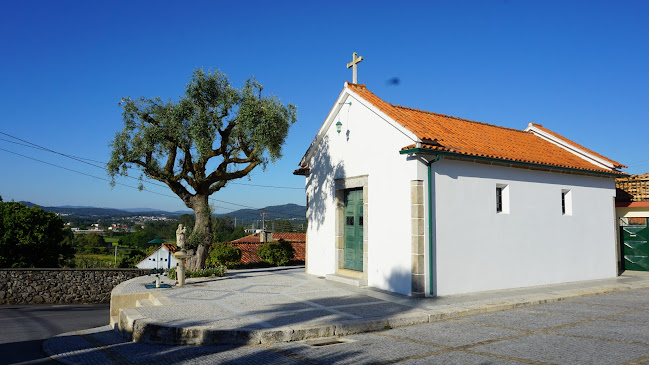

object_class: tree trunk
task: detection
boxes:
[186,194,212,271]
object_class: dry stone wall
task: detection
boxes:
[0,269,150,304]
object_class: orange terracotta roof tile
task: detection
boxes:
[347,83,624,175]
[163,244,177,253]
[529,123,626,168]
[228,232,306,244]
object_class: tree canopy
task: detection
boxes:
[0,202,74,267]
[108,68,297,269]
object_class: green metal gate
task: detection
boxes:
[620,217,649,271]
[343,189,363,271]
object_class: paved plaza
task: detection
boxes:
[43,267,649,364]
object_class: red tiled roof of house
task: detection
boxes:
[163,244,177,253]
[229,232,306,244]
[223,232,306,264]
[346,83,624,175]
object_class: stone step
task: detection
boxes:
[326,274,367,287]
[136,298,153,307]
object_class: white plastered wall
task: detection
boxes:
[304,93,421,295]
[432,158,618,296]
[135,246,177,269]
[616,207,649,218]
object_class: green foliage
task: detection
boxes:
[178,214,195,235]
[167,266,226,280]
[269,219,306,233]
[107,68,297,269]
[188,231,210,249]
[257,239,294,266]
[75,254,115,268]
[75,233,108,254]
[212,217,246,243]
[118,249,146,268]
[0,202,74,267]
[119,230,158,250]
[208,243,241,266]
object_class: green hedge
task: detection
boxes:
[257,239,294,266]
[167,266,226,280]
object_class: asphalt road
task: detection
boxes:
[44,287,649,364]
[0,304,109,365]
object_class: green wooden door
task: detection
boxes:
[343,189,363,271]
[621,218,649,271]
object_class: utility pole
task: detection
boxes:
[260,210,268,230]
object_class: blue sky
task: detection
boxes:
[1,1,647,213]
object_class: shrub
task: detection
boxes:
[118,249,145,268]
[167,266,226,280]
[257,239,294,266]
[208,243,242,266]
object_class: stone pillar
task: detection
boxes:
[173,251,190,287]
[411,180,425,296]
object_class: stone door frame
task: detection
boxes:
[335,175,368,281]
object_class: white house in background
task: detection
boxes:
[136,244,178,270]
[295,82,626,297]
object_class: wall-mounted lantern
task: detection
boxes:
[336,121,343,134]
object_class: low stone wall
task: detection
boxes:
[0,268,150,304]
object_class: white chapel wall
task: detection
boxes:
[432,159,618,296]
[305,94,420,295]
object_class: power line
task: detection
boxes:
[0,147,176,199]
[0,131,303,190]
[0,146,306,218]
[0,132,106,165]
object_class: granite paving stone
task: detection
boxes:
[290,291,383,307]
[43,269,649,365]
[398,350,529,365]
[551,319,649,344]
[384,321,524,347]
[609,309,649,323]
[334,302,424,319]
[253,310,348,328]
[517,299,633,318]
[472,333,649,365]
[458,309,584,330]
[571,293,649,308]
[271,333,441,364]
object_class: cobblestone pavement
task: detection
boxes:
[109,267,649,347]
[45,286,649,364]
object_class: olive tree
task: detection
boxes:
[108,68,296,270]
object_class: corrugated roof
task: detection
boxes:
[347,83,624,175]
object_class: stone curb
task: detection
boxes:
[114,276,649,346]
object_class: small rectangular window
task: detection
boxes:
[346,216,354,225]
[496,187,503,213]
[496,184,510,214]
[562,189,572,216]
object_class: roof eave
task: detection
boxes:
[400,147,626,178]
[525,123,627,170]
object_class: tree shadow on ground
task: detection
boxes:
[47,268,434,364]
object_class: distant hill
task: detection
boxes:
[215,203,306,223]
[19,202,137,217]
[14,201,305,222]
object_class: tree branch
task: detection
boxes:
[207,160,260,195]
[164,143,177,175]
